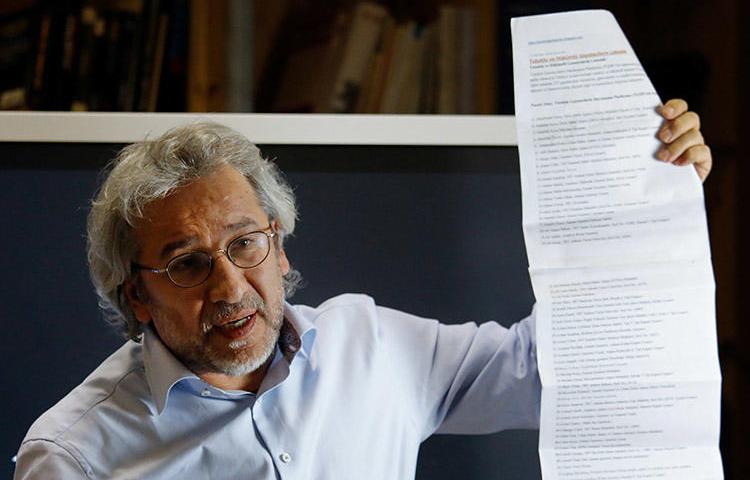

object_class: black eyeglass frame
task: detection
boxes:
[131,224,277,288]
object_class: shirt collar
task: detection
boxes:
[142,303,317,415]
[142,325,198,415]
[283,301,317,359]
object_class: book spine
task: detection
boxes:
[55,4,80,110]
[437,5,457,114]
[270,8,350,113]
[85,12,108,110]
[226,0,254,112]
[327,1,390,113]
[118,2,144,111]
[145,13,168,111]
[456,7,476,114]
[30,3,71,110]
[187,0,227,112]
[380,22,428,113]
[135,0,162,111]
[418,24,437,113]
[98,10,122,111]
[71,6,99,111]
[356,17,396,113]
[156,0,188,112]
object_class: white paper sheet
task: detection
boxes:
[511,10,722,480]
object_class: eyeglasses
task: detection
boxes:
[132,225,277,288]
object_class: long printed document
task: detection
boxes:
[511,10,723,480]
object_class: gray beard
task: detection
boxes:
[195,321,280,377]
[162,293,284,378]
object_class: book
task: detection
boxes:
[379,21,430,113]
[270,7,350,113]
[187,0,227,112]
[456,7,476,114]
[136,0,164,111]
[54,3,80,110]
[28,10,51,109]
[355,16,396,113]
[436,5,457,114]
[85,10,108,111]
[327,1,390,113]
[29,2,73,110]
[98,8,124,110]
[156,0,188,112]
[145,12,168,111]
[117,0,146,111]
[226,0,254,112]
[418,23,437,113]
[252,0,290,101]
[71,6,102,111]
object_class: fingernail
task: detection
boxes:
[658,149,671,161]
[660,128,672,142]
[663,106,675,117]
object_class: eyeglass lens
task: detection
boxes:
[166,232,271,287]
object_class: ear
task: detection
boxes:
[123,278,153,324]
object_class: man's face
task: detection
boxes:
[126,165,290,381]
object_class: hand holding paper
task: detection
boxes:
[656,99,712,181]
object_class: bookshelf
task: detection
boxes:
[0,0,501,114]
[0,0,739,123]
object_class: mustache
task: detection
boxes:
[201,293,266,331]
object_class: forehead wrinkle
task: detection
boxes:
[138,211,208,261]
[135,165,268,263]
[156,216,262,261]
[224,216,261,233]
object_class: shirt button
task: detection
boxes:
[201,388,211,397]
[279,452,292,463]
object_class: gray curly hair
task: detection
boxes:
[87,122,301,341]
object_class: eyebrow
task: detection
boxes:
[157,217,262,260]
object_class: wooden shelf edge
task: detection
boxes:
[0,112,518,146]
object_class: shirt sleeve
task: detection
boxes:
[14,439,92,479]
[376,304,541,439]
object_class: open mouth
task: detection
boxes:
[221,314,254,330]
[221,313,255,330]
[215,312,258,341]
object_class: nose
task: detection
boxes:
[206,253,250,304]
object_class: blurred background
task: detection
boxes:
[0,0,746,477]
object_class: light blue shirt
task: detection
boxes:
[15,294,540,479]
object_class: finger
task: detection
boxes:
[674,145,712,182]
[657,111,701,143]
[658,98,688,120]
[656,129,704,163]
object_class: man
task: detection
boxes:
[14,99,711,478]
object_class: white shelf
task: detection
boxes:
[0,112,518,146]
